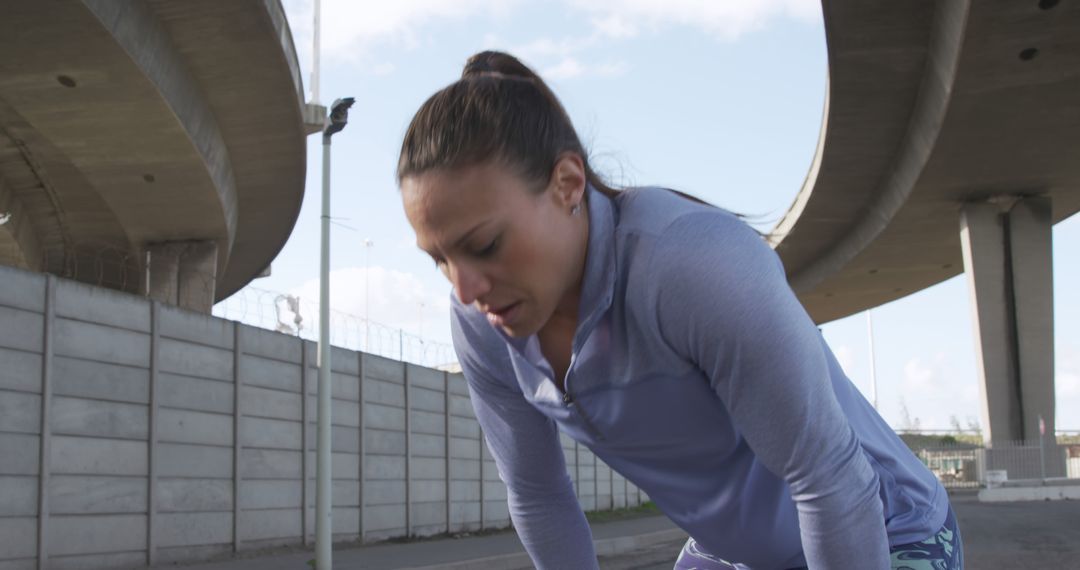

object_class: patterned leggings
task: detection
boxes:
[673,506,963,570]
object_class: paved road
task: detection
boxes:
[600,492,1080,569]
[951,492,1080,568]
[599,538,683,569]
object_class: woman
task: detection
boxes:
[397,51,962,570]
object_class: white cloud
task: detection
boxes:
[515,37,587,60]
[542,57,630,80]
[544,58,586,80]
[591,13,639,40]
[565,0,821,40]
[898,354,981,431]
[282,0,820,84]
[287,266,452,343]
[283,0,523,65]
[890,344,1080,432]
[516,0,823,82]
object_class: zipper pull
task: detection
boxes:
[563,392,573,405]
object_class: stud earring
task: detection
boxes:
[570,204,581,216]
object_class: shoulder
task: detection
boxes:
[613,187,717,237]
[613,187,780,281]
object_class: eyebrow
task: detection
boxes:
[422,220,491,259]
[452,220,490,250]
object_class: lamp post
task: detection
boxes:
[316,96,354,570]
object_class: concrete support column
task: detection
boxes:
[960,195,1056,452]
[146,243,181,306]
[146,240,218,313]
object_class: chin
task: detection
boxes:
[499,322,537,338]
[499,313,544,338]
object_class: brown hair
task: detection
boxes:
[396,51,619,199]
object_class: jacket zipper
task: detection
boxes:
[551,348,603,440]
[562,389,604,441]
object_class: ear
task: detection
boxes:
[548,152,587,209]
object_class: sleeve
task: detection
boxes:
[449,299,598,570]
[651,213,890,570]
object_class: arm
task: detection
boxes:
[652,213,889,569]
[450,301,598,570]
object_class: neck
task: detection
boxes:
[550,202,589,324]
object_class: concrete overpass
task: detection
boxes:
[0,0,320,313]
[773,0,1079,451]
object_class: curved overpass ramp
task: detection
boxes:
[775,0,1080,323]
[774,0,1080,448]
[0,0,312,309]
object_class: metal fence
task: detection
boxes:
[901,433,1080,489]
[18,246,458,369]
[213,286,458,370]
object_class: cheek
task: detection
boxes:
[517,238,566,297]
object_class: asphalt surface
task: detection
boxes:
[161,491,1079,569]
[951,492,1080,568]
[173,514,681,570]
[602,491,1080,569]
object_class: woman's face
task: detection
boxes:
[400,158,587,338]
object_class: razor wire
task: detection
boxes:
[27,246,457,369]
[213,285,458,369]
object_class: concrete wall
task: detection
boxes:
[0,265,645,569]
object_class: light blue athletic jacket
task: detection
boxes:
[450,185,949,569]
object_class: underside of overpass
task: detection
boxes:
[0,0,314,312]
[774,0,1079,456]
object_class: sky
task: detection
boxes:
[214,0,1079,433]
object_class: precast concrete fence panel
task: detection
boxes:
[0,264,645,569]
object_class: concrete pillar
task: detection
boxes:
[178,241,218,312]
[1008,198,1056,444]
[146,243,181,305]
[146,240,218,313]
[960,196,1056,452]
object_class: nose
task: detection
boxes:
[448,261,491,306]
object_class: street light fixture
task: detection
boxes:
[316,96,353,570]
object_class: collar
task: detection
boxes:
[496,183,619,361]
[572,183,618,352]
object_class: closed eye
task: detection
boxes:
[474,237,500,258]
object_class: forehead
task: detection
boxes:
[401,163,533,248]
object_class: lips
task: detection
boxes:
[484,301,522,327]
[489,302,518,316]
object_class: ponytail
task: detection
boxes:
[397,51,619,199]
